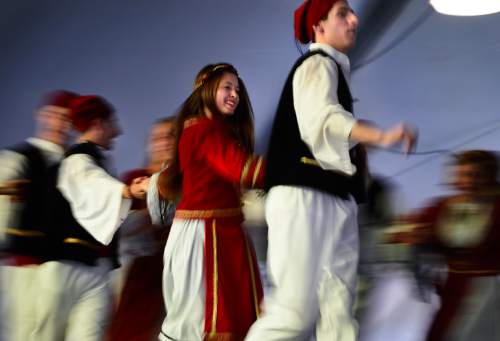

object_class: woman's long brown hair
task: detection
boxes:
[158,63,255,201]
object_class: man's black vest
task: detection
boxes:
[265,50,367,202]
[46,142,119,267]
[0,142,52,257]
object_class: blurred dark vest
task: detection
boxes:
[46,142,119,267]
[0,142,52,258]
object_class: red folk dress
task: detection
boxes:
[159,116,264,341]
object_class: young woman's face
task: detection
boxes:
[215,72,240,115]
[316,0,358,53]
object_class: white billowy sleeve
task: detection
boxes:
[147,171,175,227]
[0,151,27,183]
[57,154,131,245]
[293,55,358,175]
[0,151,27,242]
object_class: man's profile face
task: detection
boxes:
[315,0,358,53]
[99,114,122,150]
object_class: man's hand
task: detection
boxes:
[380,124,418,154]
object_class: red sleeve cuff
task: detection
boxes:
[240,156,265,189]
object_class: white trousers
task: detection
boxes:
[0,260,112,341]
[0,264,39,341]
[32,260,113,341]
[160,219,206,341]
[246,186,359,341]
[359,269,438,341]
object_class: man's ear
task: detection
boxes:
[313,23,324,35]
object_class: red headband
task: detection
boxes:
[294,0,340,44]
[70,95,114,132]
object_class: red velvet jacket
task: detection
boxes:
[176,116,264,213]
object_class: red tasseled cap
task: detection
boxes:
[294,0,340,44]
[70,95,114,132]
[39,90,79,109]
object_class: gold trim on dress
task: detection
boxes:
[300,156,320,167]
[244,234,260,318]
[204,332,245,341]
[183,117,200,129]
[240,157,253,186]
[210,220,219,337]
[1,227,46,237]
[63,238,102,251]
[251,157,263,188]
[175,208,242,219]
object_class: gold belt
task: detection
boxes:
[1,227,46,237]
[300,157,320,167]
[175,207,242,219]
[63,238,102,251]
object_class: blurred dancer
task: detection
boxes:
[107,116,176,341]
[33,95,147,340]
[116,117,176,285]
[0,91,77,341]
[391,150,500,341]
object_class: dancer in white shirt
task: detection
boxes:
[246,1,416,340]
[33,95,147,341]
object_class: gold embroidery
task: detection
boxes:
[183,118,200,129]
[251,157,263,188]
[300,157,320,167]
[204,332,245,341]
[210,220,219,336]
[240,157,253,186]
[244,234,260,318]
[1,228,45,237]
[175,208,242,219]
[211,64,229,73]
[63,238,102,251]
